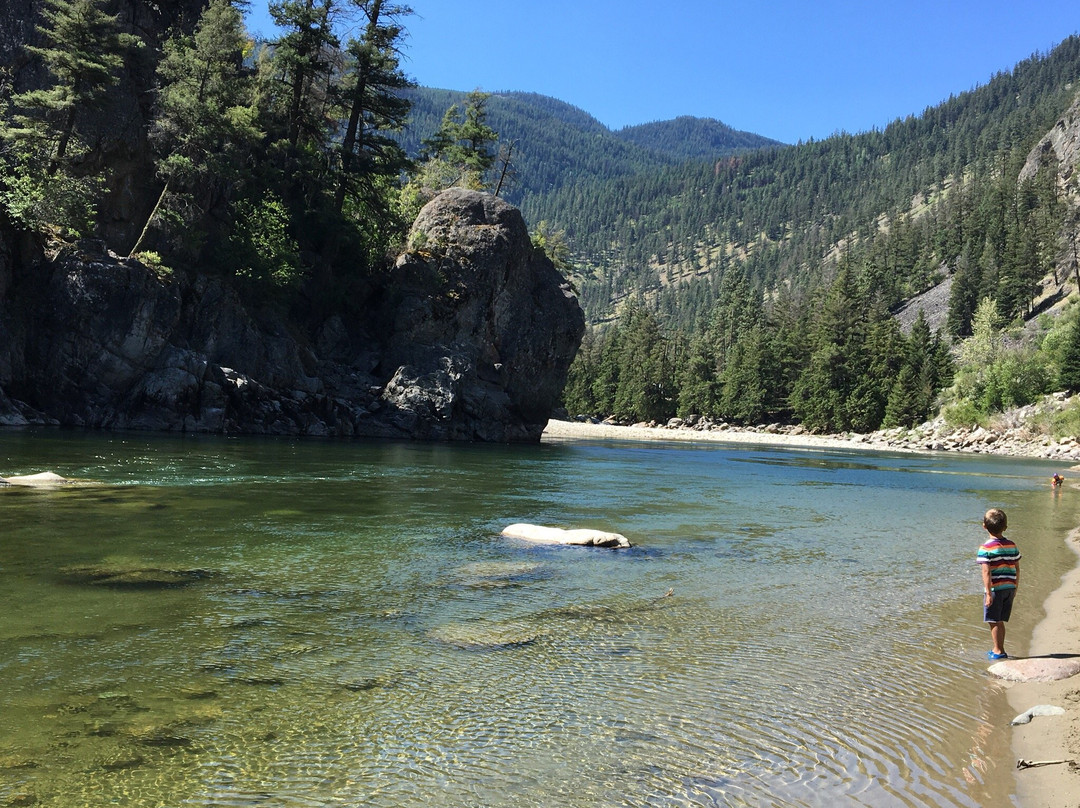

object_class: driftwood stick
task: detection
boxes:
[1016,758,1076,770]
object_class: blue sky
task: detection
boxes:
[244,1,1079,144]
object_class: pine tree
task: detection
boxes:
[332,0,413,217]
[1059,315,1080,393]
[676,334,718,417]
[1,0,142,174]
[716,325,769,423]
[0,0,140,235]
[267,0,340,153]
[132,0,259,256]
[417,90,499,192]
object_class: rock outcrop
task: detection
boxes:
[0,190,584,442]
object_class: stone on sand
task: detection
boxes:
[988,655,1080,683]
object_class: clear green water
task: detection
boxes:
[1,429,1076,807]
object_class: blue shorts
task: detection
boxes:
[984,588,1015,623]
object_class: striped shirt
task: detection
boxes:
[977,536,1021,591]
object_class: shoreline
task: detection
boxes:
[1006,522,1080,807]
[541,418,1080,806]
[542,415,1080,461]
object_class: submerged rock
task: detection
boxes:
[448,560,547,589]
[339,671,408,693]
[100,753,146,771]
[428,620,546,651]
[58,565,210,589]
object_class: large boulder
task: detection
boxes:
[380,189,585,440]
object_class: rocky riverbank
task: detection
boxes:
[549,391,1080,463]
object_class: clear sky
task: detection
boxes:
[244,1,1080,145]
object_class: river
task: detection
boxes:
[1,429,1076,807]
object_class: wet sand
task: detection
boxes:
[542,418,1080,805]
[1005,520,1080,807]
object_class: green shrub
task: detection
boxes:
[0,151,102,236]
[1050,399,1080,441]
[130,250,172,279]
[943,398,987,429]
[226,194,301,287]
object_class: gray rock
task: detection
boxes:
[1010,704,1066,725]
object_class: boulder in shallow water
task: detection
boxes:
[501,523,632,548]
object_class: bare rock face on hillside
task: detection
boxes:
[0,190,585,442]
[1020,92,1080,193]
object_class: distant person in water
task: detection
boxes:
[1052,473,1065,487]
[977,508,1021,661]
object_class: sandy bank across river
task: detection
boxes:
[542,418,906,452]
[542,417,1080,806]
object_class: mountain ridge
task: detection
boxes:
[398,87,782,207]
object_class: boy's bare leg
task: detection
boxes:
[990,622,1006,655]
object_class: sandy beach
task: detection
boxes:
[541,417,904,452]
[542,418,1080,805]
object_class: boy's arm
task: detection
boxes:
[1015,559,1020,589]
[980,563,993,605]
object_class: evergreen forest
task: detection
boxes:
[5,0,1080,437]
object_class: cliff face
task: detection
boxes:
[0,190,585,442]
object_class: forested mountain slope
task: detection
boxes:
[517,37,1080,436]
[526,38,1080,325]
[399,88,781,207]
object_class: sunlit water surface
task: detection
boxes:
[1,429,1077,807]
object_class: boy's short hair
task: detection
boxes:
[983,508,1008,535]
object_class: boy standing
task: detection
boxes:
[977,508,1021,660]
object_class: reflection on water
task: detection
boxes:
[0,430,1076,807]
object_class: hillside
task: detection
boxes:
[414,40,1080,331]
[516,37,1080,436]
[399,88,781,207]
[6,0,1080,441]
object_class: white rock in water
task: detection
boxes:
[1,472,70,487]
[501,523,631,548]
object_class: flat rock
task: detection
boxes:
[501,523,631,548]
[428,620,546,651]
[988,655,1080,682]
[58,565,210,589]
[449,560,546,588]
